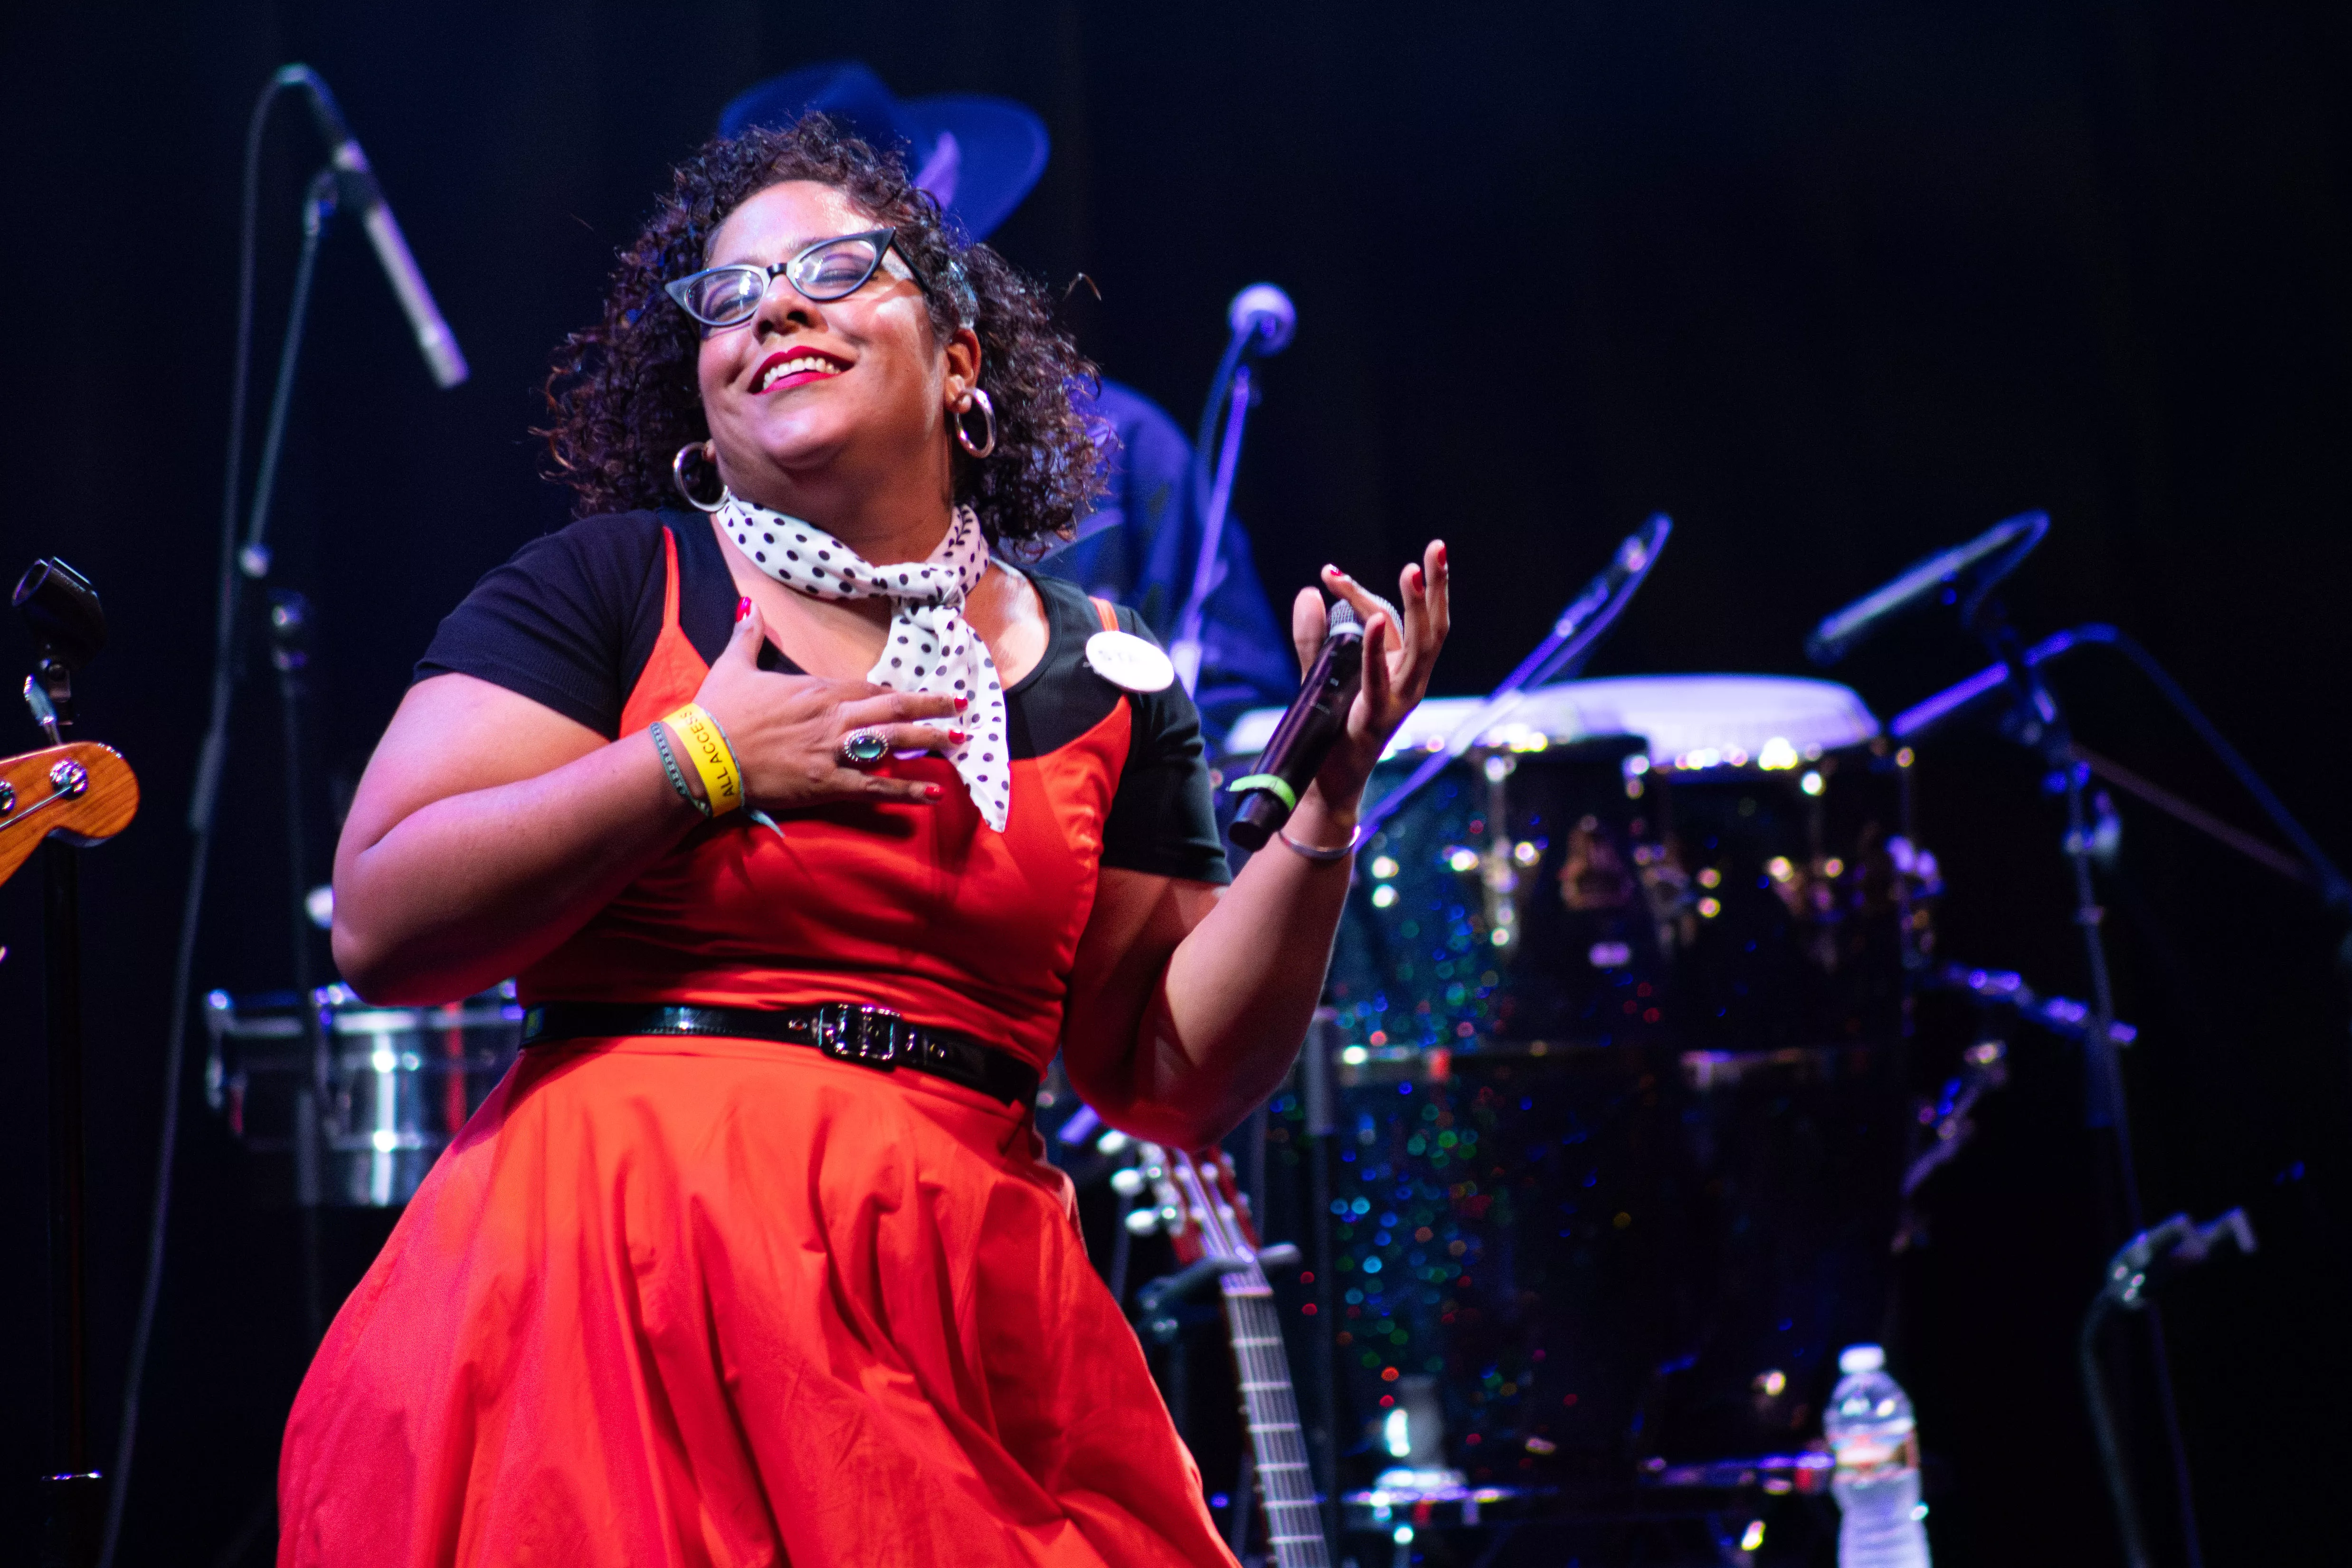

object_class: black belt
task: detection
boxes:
[520,1001,1040,1110]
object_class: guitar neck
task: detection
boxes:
[1217,1260,1329,1567]
[1142,1143,1331,1568]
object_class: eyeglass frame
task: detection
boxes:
[664,227,944,332]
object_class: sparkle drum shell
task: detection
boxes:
[1225,676,1922,1487]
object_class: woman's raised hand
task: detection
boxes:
[1290,539,1451,807]
[689,602,963,810]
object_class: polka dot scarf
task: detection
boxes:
[718,494,1011,830]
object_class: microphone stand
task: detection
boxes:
[1170,331,1264,693]
[18,620,103,1568]
[102,149,346,1568]
[1356,516,1669,839]
[2079,1211,2256,1568]
[1969,598,2209,1568]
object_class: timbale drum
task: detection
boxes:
[206,983,522,1207]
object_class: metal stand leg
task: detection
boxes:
[1985,615,2207,1568]
[1302,1010,1344,1554]
[42,831,103,1568]
[2080,1295,2151,1568]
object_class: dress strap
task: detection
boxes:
[657,524,683,631]
[1087,596,1120,633]
[618,526,712,737]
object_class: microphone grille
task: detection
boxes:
[1327,599,1360,632]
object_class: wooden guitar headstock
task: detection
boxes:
[0,743,140,887]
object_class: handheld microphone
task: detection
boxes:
[1226,283,1297,357]
[1227,600,1363,851]
[276,65,469,388]
[1805,511,2048,665]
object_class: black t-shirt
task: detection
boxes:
[415,510,1230,884]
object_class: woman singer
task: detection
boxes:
[277,116,1449,1567]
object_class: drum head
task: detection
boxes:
[1224,674,1878,769]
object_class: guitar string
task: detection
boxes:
[1156,1148,1326,1560]
[1172,1150,1324,1536]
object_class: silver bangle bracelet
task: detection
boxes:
[1277,826,1359,864]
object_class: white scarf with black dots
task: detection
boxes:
[719,494,1011,830]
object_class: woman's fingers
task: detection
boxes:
[1384,542,1449,705]
[1423,539,1451,647]
[861,722,964,757]
[856,773,947,804]
[721,599,766,665]
[838,688,963,732]
[1319,566,1402,641]
[1357,607,1394,722]
[1290,586,1328,676]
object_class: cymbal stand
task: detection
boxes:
[1973,604,2207,1568]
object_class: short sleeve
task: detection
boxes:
[1100,606,1233,885]
[412,512,667,739]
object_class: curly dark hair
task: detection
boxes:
[540,115,1106,550]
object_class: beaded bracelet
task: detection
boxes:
[649,721,711,818]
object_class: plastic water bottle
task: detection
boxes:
[1824,1344,1932,1568]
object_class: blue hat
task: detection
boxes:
[719,61,1050,242]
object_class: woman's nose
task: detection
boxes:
[753,288,823,340]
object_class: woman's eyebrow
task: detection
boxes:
[711,228,875,268]
[708,235,815,269]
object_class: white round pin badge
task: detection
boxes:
[1085,629,1177,693]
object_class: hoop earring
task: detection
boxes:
[954,388,997,460]
[671,442,725,512]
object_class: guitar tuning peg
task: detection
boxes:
[1123,1207,1161,1236]
[1109,1168,1146,1197]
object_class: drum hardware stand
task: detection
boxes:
[14,556,111,1568]
[1892,610,2352,1566]
[1299,1009,1345,1557]
[1891,621,2352,949]
[1357,515,1669,841]
[1967,596,2210,1568]
[268,588,333,1337]
[2080,1210,2257,1568]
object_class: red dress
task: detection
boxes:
[277,518,1239,1567]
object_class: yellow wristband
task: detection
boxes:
[662,703,743,817]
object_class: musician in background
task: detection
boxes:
[275,115,1448,1564]
[721,61,1299,743]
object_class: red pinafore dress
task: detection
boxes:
[276,528,1239,1568]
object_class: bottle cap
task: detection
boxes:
[1838,1343,1886,1374]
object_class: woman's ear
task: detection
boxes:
[943,325,982,406]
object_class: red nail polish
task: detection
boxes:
[954,695,969,711]
[735,596,752,622]
[949,728,969,744]
[925,784,943,799]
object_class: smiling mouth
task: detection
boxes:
[753,350,848,394]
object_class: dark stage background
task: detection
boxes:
[5,1,2350,1562]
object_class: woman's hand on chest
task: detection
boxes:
[692,603,963,810]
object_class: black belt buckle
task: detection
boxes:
[813,1003,902,1070]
